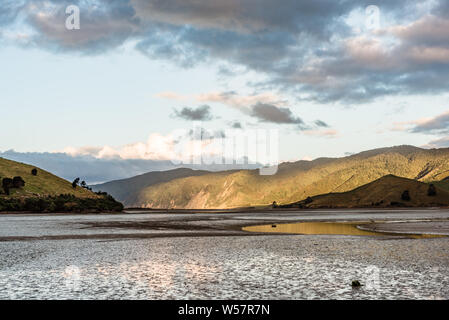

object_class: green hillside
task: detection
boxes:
[119,145,449,209]
[0,157,93,198]
[282,175,449,208]
[0,157,123,212]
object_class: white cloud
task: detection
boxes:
[60,131,230,163]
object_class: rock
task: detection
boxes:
[351,280,362,288]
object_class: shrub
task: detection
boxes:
[12,176,25,188]
[304,196,313,204]
[2,178,13,195]
[0,193,123,213]
[428,184,437,197]
[72,178,80,189]
[401,190,411,201]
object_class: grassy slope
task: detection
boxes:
[291,175,449,208]
[132,146,449,209]
[0,157,95,199]
[432,178,449,193]
[92,168,213,205]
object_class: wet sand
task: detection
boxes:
[1,208,448,241]
[0,209,448,299]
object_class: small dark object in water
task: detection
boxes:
[272,224,277,228]
[351,280,362,288]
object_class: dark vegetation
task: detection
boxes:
[401,190,411,201]
[72,177,80,189]
[0,192,124,213]
[0,174,123,213]
[1,176,25,195]
[428,184,437,196]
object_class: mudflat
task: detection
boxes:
[0,209,448,299]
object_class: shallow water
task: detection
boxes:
[243,222,447,238]
[0,211,448,300]
[244,222,381,236]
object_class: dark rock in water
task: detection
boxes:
[351,280,362,288]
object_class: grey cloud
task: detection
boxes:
[250,103,305,126]
[314,120,329,128]
[0,150,259,184]
[187,127,225,140]
[3,0,449,104]
[410,112,449,134]
[23,0,139,53]
[230,121,242,129]
[423,137,449,148]
[173,105,213,121]
[0,1,24,26]
[0,150,177,184]
[132,0,353,38]
[248,103,331,130]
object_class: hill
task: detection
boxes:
[0,157,94,198]
[0,157,123,212]
[432,176,449,193]
[282,175,449,208]
[92,168,214,205]
[95,145,449,209]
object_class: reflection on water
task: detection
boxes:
[243,222,446,238]
[243,222,380,236]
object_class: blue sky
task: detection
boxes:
[1,0,449,164]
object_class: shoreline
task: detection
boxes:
[0,205,444,215]
[0,209,448,241]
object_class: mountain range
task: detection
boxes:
[92,145,449,209]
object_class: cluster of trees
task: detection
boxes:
[0,168,124,213]
[72,177,92,191]
[1,169,38,195]
[1,176,25,195]
[401,184,438,202]
[0,192,123,213]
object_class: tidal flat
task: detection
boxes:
[0,209,448,299]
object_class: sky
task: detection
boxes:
[1,0,449,168]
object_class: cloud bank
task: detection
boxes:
[2,0,449,104]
